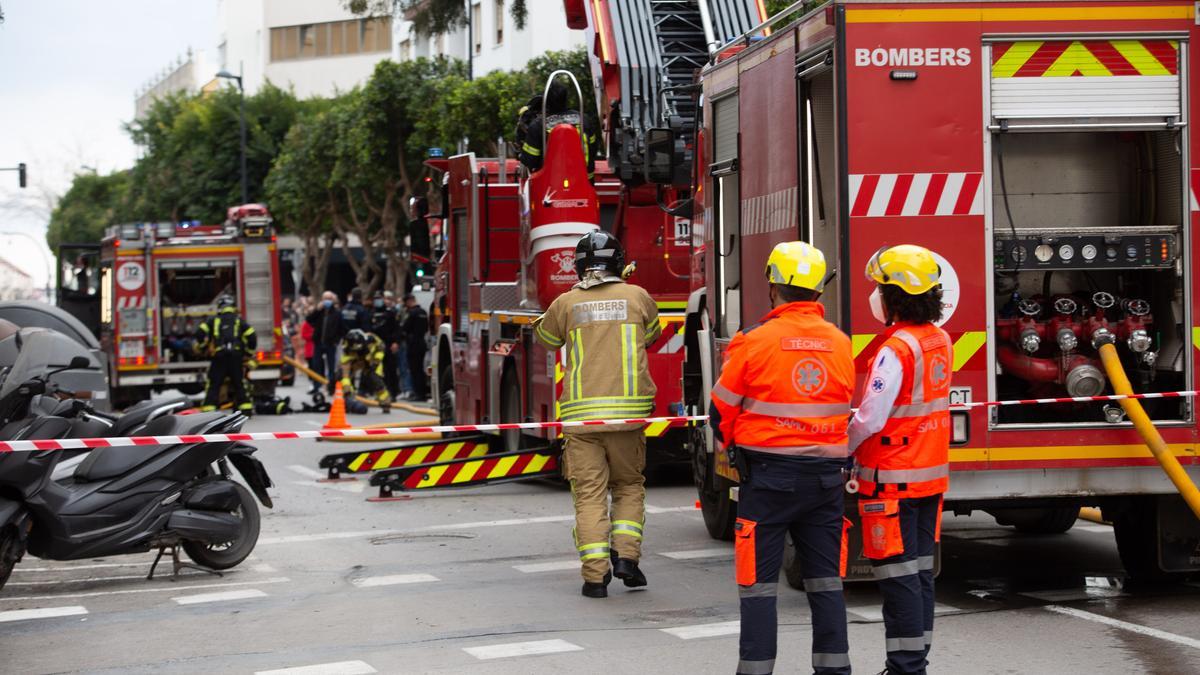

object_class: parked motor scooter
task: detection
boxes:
[0,356,273,591]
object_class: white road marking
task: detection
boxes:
[260,509,705,546]
[849,604,962,623]
[0,577,291,603]
[290,479,366,494]
[13,560,156,573]
[1022,587,1125,602]
[6,571,207,586]
[0,606,88,623]
[645,504,697,514]
[288,464,327,480]
[1074,524,1113,533]
[173,588,268,605]
[350,573,439,588]
[256,660,378,675]
[658,548,730,560]
[253,563,278,573]
[463,639,584,660]
[1045,605,1200,650]
[513,560,579,573]
[661,620,741,640]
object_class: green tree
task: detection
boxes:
[345,0,527,35]
[265,111,339,295]
[46,171,132,251]
[328,57,466,293]
[124,83,310,223]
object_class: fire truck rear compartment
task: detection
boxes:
[158,261,237,363]
[991,130,1187,426]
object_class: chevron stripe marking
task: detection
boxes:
[645,421,670,437]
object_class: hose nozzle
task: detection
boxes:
[1091,327,1116,349]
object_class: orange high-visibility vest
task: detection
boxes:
[710,302,854,459]
[855,322,953,498]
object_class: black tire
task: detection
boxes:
[990,506,1079,534]
[182,482,261,570]
[1112,497,1167,581]
[177,382,205,396]
[692,426,735,541]
[499,366,526,454]
[0,526,23,592]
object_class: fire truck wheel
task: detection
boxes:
[1111,497,1168,581]
[499,365,526,453]
[691,427,735,541]
[991,506,1079,535]
[437,347,455,426]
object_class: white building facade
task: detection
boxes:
[217,0,394,98]
[394,1,585,76]
[134,49,217,119]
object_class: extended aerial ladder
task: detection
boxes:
[322,2,767,498]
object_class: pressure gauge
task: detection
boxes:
[1081,244,1097,261]
[1011,245,1027,263]
[1058,244,1075,261]
[1105,246,1118,260]
[1034,244,1054,262]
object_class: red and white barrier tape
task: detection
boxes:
[0,390,1195,453]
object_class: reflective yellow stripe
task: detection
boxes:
[409,446,433,465]
[489,455,519,479]
[452,459,485,484]
[952,331,986,371]
[852,334,876,358]
[348,452,371,472]
[572,328,584,399]
[522,142,541,157]
[375,449,401,469]
[526,454,551,473]
[433,442,462,463]
[537,324,563,347]
[645,421,670,437]
[416,464,450,488]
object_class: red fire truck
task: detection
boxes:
[416,2,769,465]
[58,205,284,409]
[660,0,1200,578]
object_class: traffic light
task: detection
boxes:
[17,163,26,188]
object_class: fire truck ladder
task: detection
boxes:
[368,446,561,499]
[605,0,761,181]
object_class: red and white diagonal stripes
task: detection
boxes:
[849,172,983,218]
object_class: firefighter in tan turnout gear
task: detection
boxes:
[534,231,662,598]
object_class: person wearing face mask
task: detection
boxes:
[848,245,952,675]
[371,290,401,398]
[306,290,346,395]
[709,241,854,675]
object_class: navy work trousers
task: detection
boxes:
[867,494,941,675]
[735,452,850,675]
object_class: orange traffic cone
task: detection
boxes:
[324,381,350,430]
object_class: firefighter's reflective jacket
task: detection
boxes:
[534,275,661,428]
[196,308,257,356]
[341,331,386,374]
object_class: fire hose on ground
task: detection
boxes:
[1095,338,1200,520]
[282,354,437,417]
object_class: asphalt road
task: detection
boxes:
[2,383,1199,674]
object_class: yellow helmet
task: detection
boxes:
[765,241,827,292]
[865,245,941,295]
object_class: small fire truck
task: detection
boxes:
[652,0,1200,578]
[58,204,283,409]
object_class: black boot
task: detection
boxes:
[581,571,612,598]
[613,558,647,588]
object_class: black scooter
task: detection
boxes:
[0,357,274,591]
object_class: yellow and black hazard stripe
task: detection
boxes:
[370,448,560,494]
[319,438,489,479]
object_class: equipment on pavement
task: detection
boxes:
[55,204,284,410]
[678,1,1200,582]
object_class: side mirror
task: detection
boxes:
[644,128,679,185]
[69,356,91,370]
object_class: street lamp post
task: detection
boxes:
[215,63,248,204]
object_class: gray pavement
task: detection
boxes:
[2,383,1199,674]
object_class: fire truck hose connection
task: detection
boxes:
[1095,337,1200,520]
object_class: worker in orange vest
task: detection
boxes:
[849,245,953,675]
[710,241,854,675]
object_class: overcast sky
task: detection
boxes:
[0,1,217,289]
